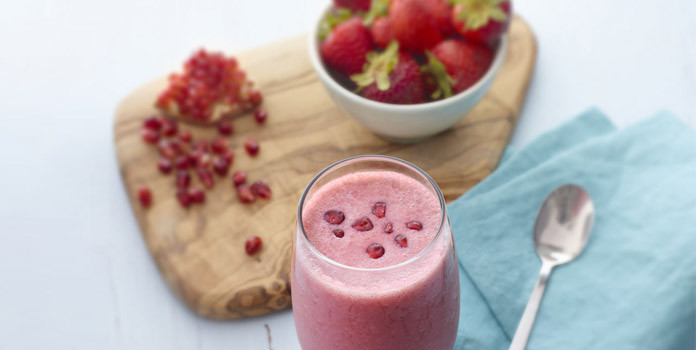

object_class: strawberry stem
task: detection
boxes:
[351,41,400,92]
[423,51,455,100]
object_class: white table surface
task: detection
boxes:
[0,0,693,349]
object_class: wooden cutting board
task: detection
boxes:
[114,16,536,320]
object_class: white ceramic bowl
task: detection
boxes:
[308,9,507,143]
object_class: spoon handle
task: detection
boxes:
[509,261,554,350]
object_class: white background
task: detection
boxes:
[0,0,693,349]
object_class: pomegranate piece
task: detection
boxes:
[212,156,230,176]
[352,217,374,232]
[372,202,386,218]
[237,184,256,203]
[211,138,228,154]
[141,128,159,144]
[161,118,178,137]
[232,170,247,187]
[221,148,235,164]
[175,170,191,189]
[323,210,345,225]
[179,131,192,143]
[406,221,423,231]
[174,156,190,170]
[218,120,234,135]
[188,187,205,204]
[366,243,385,259]
[245,236,263,255]
[248,89,263,105]
[244,138,260,156]
[157,157,173,174]
[143,116,162,131]
[395,234,408,248]
[137,187,152,208]
[194,139,210,152]
[190,150,212,169]
[333,229,345,238]
[384,222,394,234]
[176,189,192,208]
[253,108,268,124]
[250,181,272,199]
[196,167,215,189]
[158,140,178,159]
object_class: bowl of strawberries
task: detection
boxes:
[310,0,511,143]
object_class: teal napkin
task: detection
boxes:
[450,109,696,349]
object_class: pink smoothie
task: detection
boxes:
[292,170,460,350]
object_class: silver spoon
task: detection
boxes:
[509,184,595,350]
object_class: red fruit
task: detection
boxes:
[352,43,425,104]
[406,221,423,230]
[176,189,191,208]
[253,109,268,124]
[190,150,212,169]
[333,229,345,238]
[174,156,190,170]
[158,140,178,159]
[188,187,205,204]
[232,170,247,187]
[324,210,346,225]
[370,17,393,48]
[137,187,152,208]
[251,181,272,199]
[395,234,408,247]
[248,89,262,105]
[179,131,192,143]
[244,138,260,156]
[194,139,209,152]
[366,243,385,259]
[211,138,228,154]
[451,0,512,44]
[384,222,394,234]
[245,236,262,255]
[237,184,256,203]
[429,39,494,94]
[389,0,442,52]
[422,0,455,37]
[372,202,386,218]
[141,128,159,144]
[176,170,191,189]
[218,120,234,135]
[352,217,374,231]
[221,148,234,164]
[143,116,162,131]
[212,156,230,176]
[333,0,371,11]
[196,167,215,189]
[320,18,372,77]
[157,158,173,174]
[161,118,178,137]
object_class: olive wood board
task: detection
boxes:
[113,16,537,319]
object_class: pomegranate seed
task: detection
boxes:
[333,229,344,238]
[190,150,212,169]
[157,158,173,174]
[372,202,386,218]
[158,140,178,159]
[176,189,192,208]
[174,156,190,170]
[384,222,394,234]
[194,139,209,152]
[188,187,205,204]
[395,235,408,248]
[179,131,192,143]
[161,118,178,137]
[196,167,215,189]
[323,210,345,225]
[143,116,162,130]
[218,120,234,135]
[366,243,385,259]
[212,157,230,176]
[406,221,423,231]
[245,236,262,255]
[248,89,262,105]
[250,181,272,199]
[352,217,374,232]
[232,170,247,187]
[237,184,255,203]
[244,138,260,156]
[137,187,152,208]
[221,148,234,164]
[253,109,268,124]
[211,138,228,154]
[141,129,159,144]
[176,170,191,189]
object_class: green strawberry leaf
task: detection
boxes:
[318,8,352,40]
[423,51,455,100]
[453,0,508,31]
[363,0,390,26]
[351,41,400,92]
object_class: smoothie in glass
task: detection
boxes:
[292,156,460,350]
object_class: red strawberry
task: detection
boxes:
[451,0,512,44]
[320,18,373,76]
[422,0,456,37]
[334,0,371,12]
[428,39,494,95]
[351,42,425,104]
[389,0,443,53]
[370,17,393,48]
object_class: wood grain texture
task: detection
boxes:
[114,16,536,319]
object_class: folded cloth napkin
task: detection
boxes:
[450,109,696,350]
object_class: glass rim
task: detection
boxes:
[296,155,447,272]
